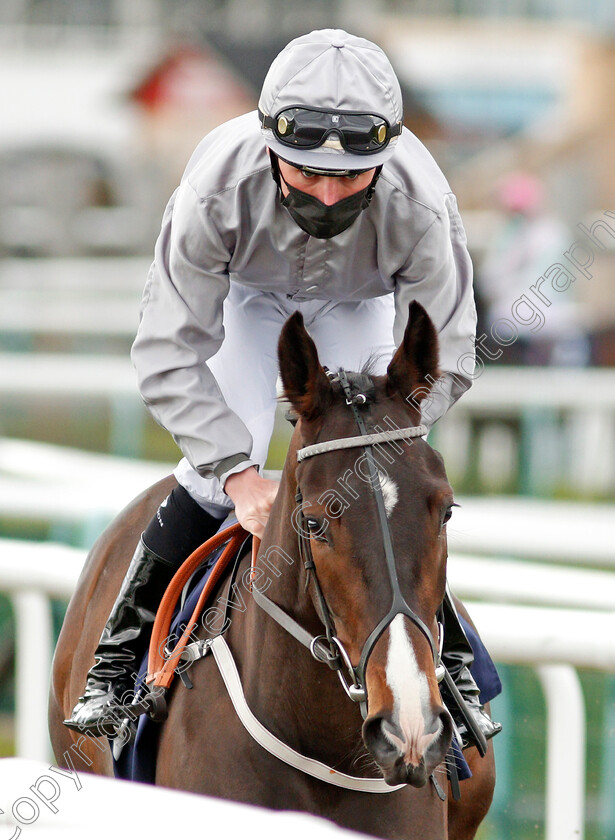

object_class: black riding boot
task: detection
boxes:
[441,586,502,751]
[64,485,223,737]
[64,539,177,736]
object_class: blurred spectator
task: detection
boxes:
[476,171,590,366]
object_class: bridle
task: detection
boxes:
[252,368,445,719]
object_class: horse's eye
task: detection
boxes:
[442,506,454,525]
[306,518,327,541]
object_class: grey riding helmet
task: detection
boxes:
[258,29,404,171]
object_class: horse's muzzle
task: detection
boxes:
[362,706,453,787]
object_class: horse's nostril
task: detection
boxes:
[438,706,454,739]
[363,714,406,763]
[438,707,453,732]
[425,706,451,739]
[363,715,380,749]
[423,706,454,765]
[363,717,390,753]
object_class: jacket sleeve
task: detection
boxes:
[131,179,256,482]
[393,193,477,429]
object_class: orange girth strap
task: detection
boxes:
[146,523,248,691]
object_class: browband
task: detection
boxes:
[296,425,427,462]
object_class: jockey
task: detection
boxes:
[65,29,501,748]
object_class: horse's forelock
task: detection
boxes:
[330,369,377,405]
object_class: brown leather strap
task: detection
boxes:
[146,523,248,689]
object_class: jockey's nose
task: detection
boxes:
[315,177,348,206]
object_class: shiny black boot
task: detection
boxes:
[64,485,224,737]
[63,539,177,737]
[441,587,502,752]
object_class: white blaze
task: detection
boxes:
[377,471,398,517]
[383,614,438,764]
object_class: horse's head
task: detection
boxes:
[277,301,454,787]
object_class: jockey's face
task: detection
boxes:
[277,159,377,207]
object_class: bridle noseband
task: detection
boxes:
[252,368,444,718]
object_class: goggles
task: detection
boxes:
[259,107,402,155]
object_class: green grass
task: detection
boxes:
[0,714,14,758]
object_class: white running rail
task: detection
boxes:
[1,540,613,840]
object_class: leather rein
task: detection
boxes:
[251,368,445,719]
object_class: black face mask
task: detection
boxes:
[271,156,381,239]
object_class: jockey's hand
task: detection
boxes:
[224,466,279,539]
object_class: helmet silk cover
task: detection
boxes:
[259,29,404,170]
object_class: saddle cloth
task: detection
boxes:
[112,525,501,785]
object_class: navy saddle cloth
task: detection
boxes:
[113,546,502,784]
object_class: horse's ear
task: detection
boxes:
[386,301,441,408]
[279,312,332,421]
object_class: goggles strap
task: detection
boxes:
[269,151,284,195]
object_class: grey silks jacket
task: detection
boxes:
[131,111,477,485]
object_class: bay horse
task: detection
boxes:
[49,302,495,839]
